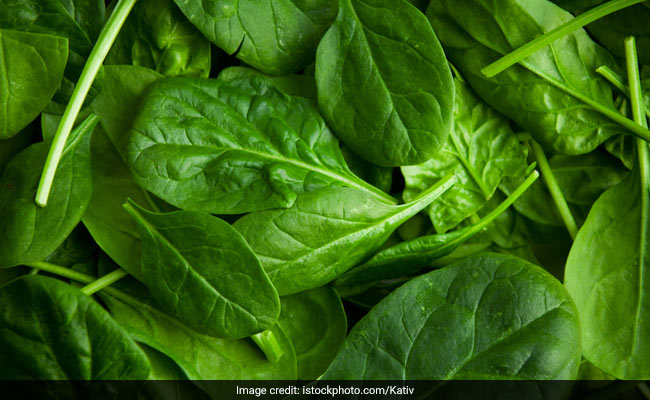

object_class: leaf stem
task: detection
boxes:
[251,330,284,363]
[597,65,650,118]
[80,268,130,296]
[529,140,579,240]
[481,0,647,77]
[35,0,138,207]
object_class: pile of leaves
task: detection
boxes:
[1,0,650,389]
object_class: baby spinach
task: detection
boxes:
[325,253,582,379]
[0,114,96,267]
[402,78,528,233]
[0,275,150,379]
[277,286,347,379]
[127,75,394,214]
[123,200,280,339]
[427,0,638,154]
[0,29,68,138]
[107,0,211,78]
[316,0,454,166]
[234,175,455,295]
[172,0,337,75]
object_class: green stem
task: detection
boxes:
[625,38,650,131]
[35,0,138,207]
[529,141,579,240]
[80,268,130,296]
[251,330,284,363]
[597,65,650,118]
[481,0,647,77]
[25,261,140,307]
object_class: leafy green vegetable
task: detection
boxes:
[402,78,527,233]
[127,75,394,214]
[0,29,68,138]
[107,0,211,77]
[123,200,280,339]
[427,0,633,154]
[172,0,337,75]
[0,275,150,379]
[0,114,96,267]
[325,253,582,379]
[102,294,297,380]
[278,286,347,379]
[316,0,454,166]
[234,175,455,295]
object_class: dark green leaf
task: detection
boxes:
[123,200,280,339]
[234,176,455,295]
[127,75,393,214]
[565,153,650,379]
[427,0,626,154]
[0,275,150,379]
[103,294,297,380]
[0,115,96,267]
[316,0,454,166]
[402,78,527,233]
[325,253,582,379]
[107,0,210,78]
[0,29,67,138]
[278,286,346,379]
[172,0,337,75]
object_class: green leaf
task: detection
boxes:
[0,29,67,138]
[316,0,454,166]
[324,253,582,379]
[0,114,96,267]
[402,79,527,233]
[0,0,106,108]
[278,286,347,379]
[218,66,318,102]
[0,275,149,379]
[234,175,455,295]
[102,294,297,380]
[427,0,628,154]
[106,0,210,78]
[127,75,394,214]
[172,0,337,75]
[123,200,281,339]
[565,160,650,379]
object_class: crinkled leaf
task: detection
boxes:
[402,79,527,233]
[127,75,391,214]
[427,0,626,154]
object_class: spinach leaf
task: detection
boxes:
[316,0,454,166]
[0,275,149,379]
[0,29,68,138]
[172,0,337,75]
[278,286,347,379]
[123,200,280,339]
[402,78,528,233]
[0,114,96,268]
[564,154,650,380]
[553,0,650,65]
[341,146,393,195]
[427,0,628,155]
[107,0,210,78]
[234,175,455,295]
[324,253,582,379]
[82,66,165,272]
[102,294,297,380]
[44,225,97,267]
[218,66,318,102]
[0,0,106,108]
[127,75,394,214]
[0,121,39,174]
[336,172,538,287]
